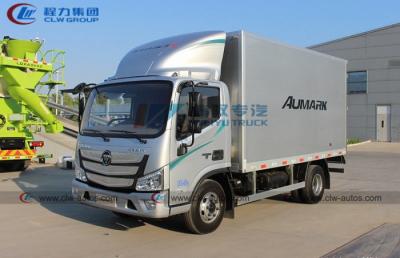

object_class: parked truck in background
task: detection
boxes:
[72,31,346,234]
[0,37,65,170]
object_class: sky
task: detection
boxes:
[1,0,400,89]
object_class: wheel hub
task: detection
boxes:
[312,173,323,196]
[199,192,221,223]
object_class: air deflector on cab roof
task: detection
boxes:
[113,31,226,81]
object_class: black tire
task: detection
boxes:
[299,165,325,204]
[112,211,133,218]
[20,160,30,171]
[3,160,30,171]
[183,179,225,234]
[291,189,304,202]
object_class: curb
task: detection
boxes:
[347,140,371,147]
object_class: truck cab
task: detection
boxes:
[73,76,231,208]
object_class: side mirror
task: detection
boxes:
[78,95,85,128]
[177,88,203,154]
[177,143,187,156]
[190,120,202,134]
[188,91,201,117]
[78,97,85,117]
[72,82,96,130]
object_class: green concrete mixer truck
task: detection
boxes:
[0,36,65,170]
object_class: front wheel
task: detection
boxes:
[112,211,133,218]
[183,179,225,234]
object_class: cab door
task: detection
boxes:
[168,82,230,206]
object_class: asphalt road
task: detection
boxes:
[0,138,399,258]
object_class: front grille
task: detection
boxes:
[79,150,149,192]
[0,138,25,150]
[85,172,135,188]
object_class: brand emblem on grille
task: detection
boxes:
[101,150,112,166]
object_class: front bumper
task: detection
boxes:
[72,179,171,218]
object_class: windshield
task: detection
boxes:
[81,81,173,138]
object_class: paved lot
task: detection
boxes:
[0,139,400,258]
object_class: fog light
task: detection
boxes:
[75,166,87,182]
[144,200,156,210]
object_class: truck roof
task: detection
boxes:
[111,30,346,83]
[112,31,226,81]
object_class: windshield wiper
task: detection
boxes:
[82,129,109,142]
[107,130,147,144]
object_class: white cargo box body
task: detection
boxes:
[221,31,347,172]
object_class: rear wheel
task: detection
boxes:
[20,160,30,170]
[299,165,325,204]
[183,179,225,234]
[291,188,304,202]
[2,160,30,171]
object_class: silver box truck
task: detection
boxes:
[72,31,346,234]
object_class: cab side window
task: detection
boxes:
[176,86,220,140]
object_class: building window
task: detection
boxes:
[347,71,367,94]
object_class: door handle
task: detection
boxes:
[381,120,384,128]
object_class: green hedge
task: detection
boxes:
[347,138,361,145]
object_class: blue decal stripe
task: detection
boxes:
[200,39,226,45]
[169,141,212,170]
[169,121,227,170]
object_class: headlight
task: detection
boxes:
[135,168,164,191]
[75,165,87,182]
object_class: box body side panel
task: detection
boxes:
[222,31,347,171]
